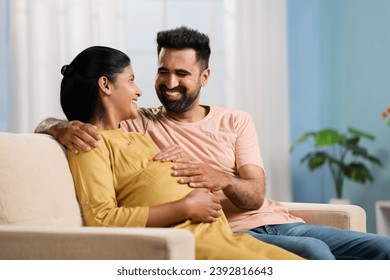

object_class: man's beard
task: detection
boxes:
[157,84,201,113]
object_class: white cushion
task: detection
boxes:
[0,133,83,226]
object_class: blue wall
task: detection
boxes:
[288,0,390,233]
[0,0,8,131]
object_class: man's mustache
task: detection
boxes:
[159,85,186,93]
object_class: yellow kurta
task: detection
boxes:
[67,129,302,260]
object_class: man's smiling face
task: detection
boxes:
[155,48,204,113]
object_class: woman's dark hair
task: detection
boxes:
[156,26,211,71]
[60,46,131,123]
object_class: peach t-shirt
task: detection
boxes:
[121,106,304,232]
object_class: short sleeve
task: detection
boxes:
[233,111,265,173]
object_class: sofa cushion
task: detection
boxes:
[0,133,83,226]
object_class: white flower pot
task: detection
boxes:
[329,198,351,205]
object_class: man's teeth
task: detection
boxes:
[166,91,180,97]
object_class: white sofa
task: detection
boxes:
[0,132,366,260]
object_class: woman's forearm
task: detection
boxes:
[146,200,188,227]
[146,188,222,227]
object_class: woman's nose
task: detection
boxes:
[135,84,142,96]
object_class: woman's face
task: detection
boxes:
[109,65,142,121]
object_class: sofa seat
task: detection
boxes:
[0,132,366,259]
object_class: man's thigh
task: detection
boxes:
[245,223,390,259]
[242,224,335,260]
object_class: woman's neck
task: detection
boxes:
[90,118,120,130]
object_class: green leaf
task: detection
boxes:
[327,156,344,167]
[344,142,382,166]
[345,163,373,183]
[290,132,315,153]
[345,142,368,157]
[300,152,330,170]
[367,155,383,166]
[344,136,359,146]
[314,129,345,146]
[308,155,328,170]
[300,152,315,165]
[348,127,375,141]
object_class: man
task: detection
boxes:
[36,26,390,259]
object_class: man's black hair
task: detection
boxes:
[156,26,211,70]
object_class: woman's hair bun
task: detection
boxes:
[61,64,73,77]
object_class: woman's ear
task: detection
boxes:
[98,76,111,95]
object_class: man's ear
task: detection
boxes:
[200,68,210,87]
[98,76,111,95]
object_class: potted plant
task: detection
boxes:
[290,127,382,200]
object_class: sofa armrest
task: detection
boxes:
[0,226,195,260]
[281,202,367,232]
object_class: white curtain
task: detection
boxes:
[224,0,291,201]
[7,0,291,200]
[8,0,126,133]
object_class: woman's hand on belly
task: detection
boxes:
[182,189,222,223]
[146,188,222,227]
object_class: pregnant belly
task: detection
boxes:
[118,161,192,207]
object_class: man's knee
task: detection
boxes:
[297,238,335,260]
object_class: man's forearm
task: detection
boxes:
[34,117,70,136]
[35,118,100,154]
[221,165,265,210]
[223,176,265,210]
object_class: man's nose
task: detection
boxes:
[166,74,179,89]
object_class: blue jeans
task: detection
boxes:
[242,223,390,260]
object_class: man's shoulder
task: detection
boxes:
[211,106,252,120]
[138,106,164,119]
[120,107,164,133]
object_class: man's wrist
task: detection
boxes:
[35,118,70,137]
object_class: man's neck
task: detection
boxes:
[164,105,210,123]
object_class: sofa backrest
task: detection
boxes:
[0,132,83,226]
